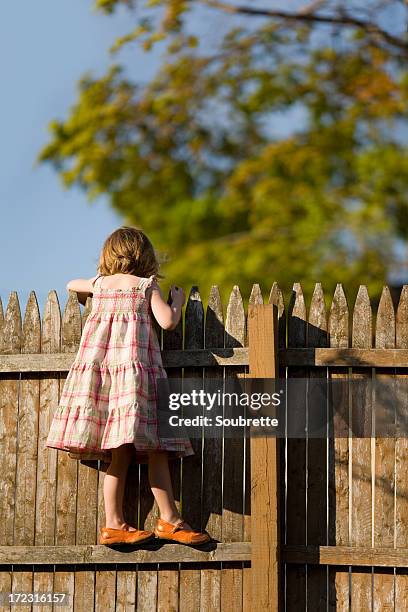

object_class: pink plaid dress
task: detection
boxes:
[46,274,194,464]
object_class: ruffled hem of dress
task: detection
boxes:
[46,400,194,461]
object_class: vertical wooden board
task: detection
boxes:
[74,568,96,612]
[248,303,280,612]
[242,563,251,612]
[95,566,116,612]
[0,292,21,546]
[245,283,264,546]
[201,564,222,612]
[182,285,204,529]
[0,568,12,612]
[159,297,183,600]
[307,566,328,611]
[307,284,328,546]
[373,569,394,612]
[221,564,244,612]
[285,283,307,609]
[328,284,350,609]
[269,283,286,556]
[180,287,204,602]
[395,286,408,608]
[36,290,61,545]
[33,566,54,612]
[286,564,306,612]
[350,286,373,607]
[11,567,33,612]
[137,567,158,612]
[179,565,201,612]
[76,288,99,547]
[14,292,41,546]
[76,462,98,545]
[395,571,408,611]
[157,565,179,612]
[116,566,137,611]
[162,299,183,522]
[307,284,328,608]
[53,568,75,611]
[201,286,224,612]
[56,294,80,546]
[202,285,224,541]
[373,287,396,607]
[328,567,350,611]
[223,286,245,542]
[351,568,372,611]
[54,294,81,602]
[221,286,245,611]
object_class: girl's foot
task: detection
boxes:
[154,517,211,545]
[105,521,137,531]
[100,522,154,545]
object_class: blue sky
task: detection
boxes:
[0,1,162,317]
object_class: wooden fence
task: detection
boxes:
[1,281,408,610]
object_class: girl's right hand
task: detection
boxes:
[170,285,186,306]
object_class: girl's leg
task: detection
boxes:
[147,450,193,529]
[104,443,136,530]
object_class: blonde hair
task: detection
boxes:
[97,226,164,280]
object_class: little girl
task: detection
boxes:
[46,226,210,546]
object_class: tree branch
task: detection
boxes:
[202,0,408,55]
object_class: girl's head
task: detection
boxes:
[98,226,164,279]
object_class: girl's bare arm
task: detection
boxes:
[66,276,99,305]
[150,282,185,331]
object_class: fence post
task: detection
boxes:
[248,303,281,611]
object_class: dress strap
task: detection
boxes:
[91,274,104,290]
[137,274,157,294]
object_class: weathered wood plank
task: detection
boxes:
[350,285,373,611]
[115,566,137,611]
[95,566,116,612]
[373,286,396,608]
[33,566,54,612]
[286,283,307,611]
[54,293,81,604]
[283,544,408,566]
[0,292,22,546]
[201,285,224,612]
[0,347,249,371]
[0,542,250,564]
[201,563,222,612]
[327,284,350,609]
[395,285,408,611]
[307,283,328,610]
[14,292,41,547]
[136,567,158,612]
[76,297,98,547]
[248,303,280,612]
[35,291,61,546]
[157,564,179,612]
[180,286,205,609]
[6,345,408,371]
[222,285,246,612]
[74,568,96,612]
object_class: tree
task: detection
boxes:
[39,1,408,306]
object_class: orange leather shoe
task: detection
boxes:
[99,523,154,545]
[154,518,211,545]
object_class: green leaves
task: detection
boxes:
[40,1,408,303]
